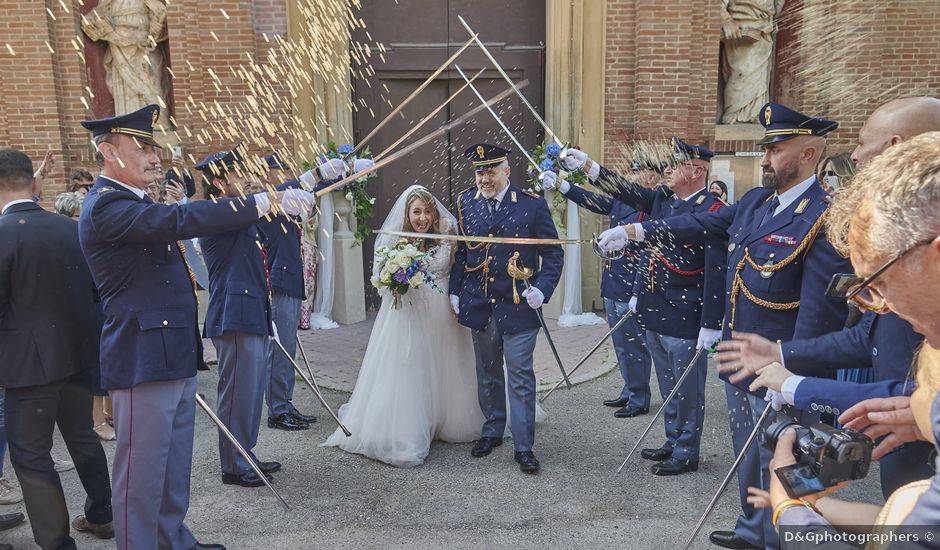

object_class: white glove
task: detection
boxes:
[539,170,570,194]
[280,188,315,216]
[559,148,588,171]
[521,286,544,310]
[270,321,280,343]
[349,157,374,174]
[764,388,786,412]
[298,169,318,190]
[252,192,271,217]
[697,327,722,351]
[627,296,638,313]
[449,294,460,315]
[598,225,629,252]
[318,158,347,180]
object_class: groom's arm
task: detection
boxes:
[448,197,468,295]
[532,198,563,302]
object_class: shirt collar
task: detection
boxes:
[680,186,707,202]
[774,175,817,211]
[1,198,37,215]
[100,175,146,200]
[491,182,511,204]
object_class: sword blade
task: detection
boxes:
[374,68,486,162]
[683,401,774,550]
[522,278,573,390]
[454,65,540,171]
[376,229,589,246]
[272,336,352,437]
[194,394,290,511]
[539,310,634,403]
[457,15,562,147]
[315,79,528,198]
[347,34,478,160]
[616,346,705,473]
[295,334,320,394]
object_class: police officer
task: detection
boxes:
[78,104,314,550]
[542,165,653,419]
[449,144,564,474]
[558,138,727,476]
[196,148,282,487]
[585,103,851,549]
[260,152,370,430]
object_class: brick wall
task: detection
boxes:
[603,0,940,163]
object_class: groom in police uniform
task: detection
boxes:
[449,144,564,474]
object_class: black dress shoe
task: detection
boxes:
[650,456,699,476]
[514,451,540,474]
[255,461,282,474]
[709,530,760,549]
[640,445,672,461]
[289,408,316,424]
[267,413,309,431]
[0,512,24,531]
[189,543,226,550]
[603,397,629,408]
[614,404,649,418]
[470,437,503,457]
[221,471,272,487]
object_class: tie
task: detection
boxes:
[487,198,498,214]
[760,196,780,227]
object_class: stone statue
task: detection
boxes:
[719,0,784,124]
[82,0,170,127]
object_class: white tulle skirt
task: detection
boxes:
[322,287,486,467]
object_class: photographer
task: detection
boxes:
[765,132,940,547]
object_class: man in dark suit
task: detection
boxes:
[0,147,113,549]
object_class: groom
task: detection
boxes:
[449,144,564,474]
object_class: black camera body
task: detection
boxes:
[765,419,873,496]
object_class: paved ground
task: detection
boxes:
[1,315,882,550]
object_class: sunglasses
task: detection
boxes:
[826,238,934,313]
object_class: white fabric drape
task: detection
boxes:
[558,199,604,327]
[311,193,339,330]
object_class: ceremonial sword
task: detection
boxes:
[683,401,774,550]
[296,334,320,394]
[457,15,564,148]
[271,335,352,437]
[616,345,706,473]
[194,394,290,510]
[314,79,529,198]
[345,34,479,160]
[538,309,636,403]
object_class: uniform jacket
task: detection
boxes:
[201,223,272,338]
[595,165,727,340]
[563,183,645,301]
[623,177,851,392]
[79,176,260,390]
[449,183,564,335]
[0,202,100,388]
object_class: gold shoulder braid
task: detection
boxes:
[728,212,827,330]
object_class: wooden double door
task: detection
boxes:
[351,1,546,310]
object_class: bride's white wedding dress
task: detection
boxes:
[322,238,485,467]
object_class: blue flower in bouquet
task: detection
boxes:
[393,270,409,284]
[539,158,555,172]
[338,143,353,155]
[546,143,562,157]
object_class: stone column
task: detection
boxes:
[287,0,365,325]
[544,0,607,317]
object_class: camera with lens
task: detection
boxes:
[764,419,873,498]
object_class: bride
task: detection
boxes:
[322,185,485,467]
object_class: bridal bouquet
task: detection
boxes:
[371,238,441,309]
